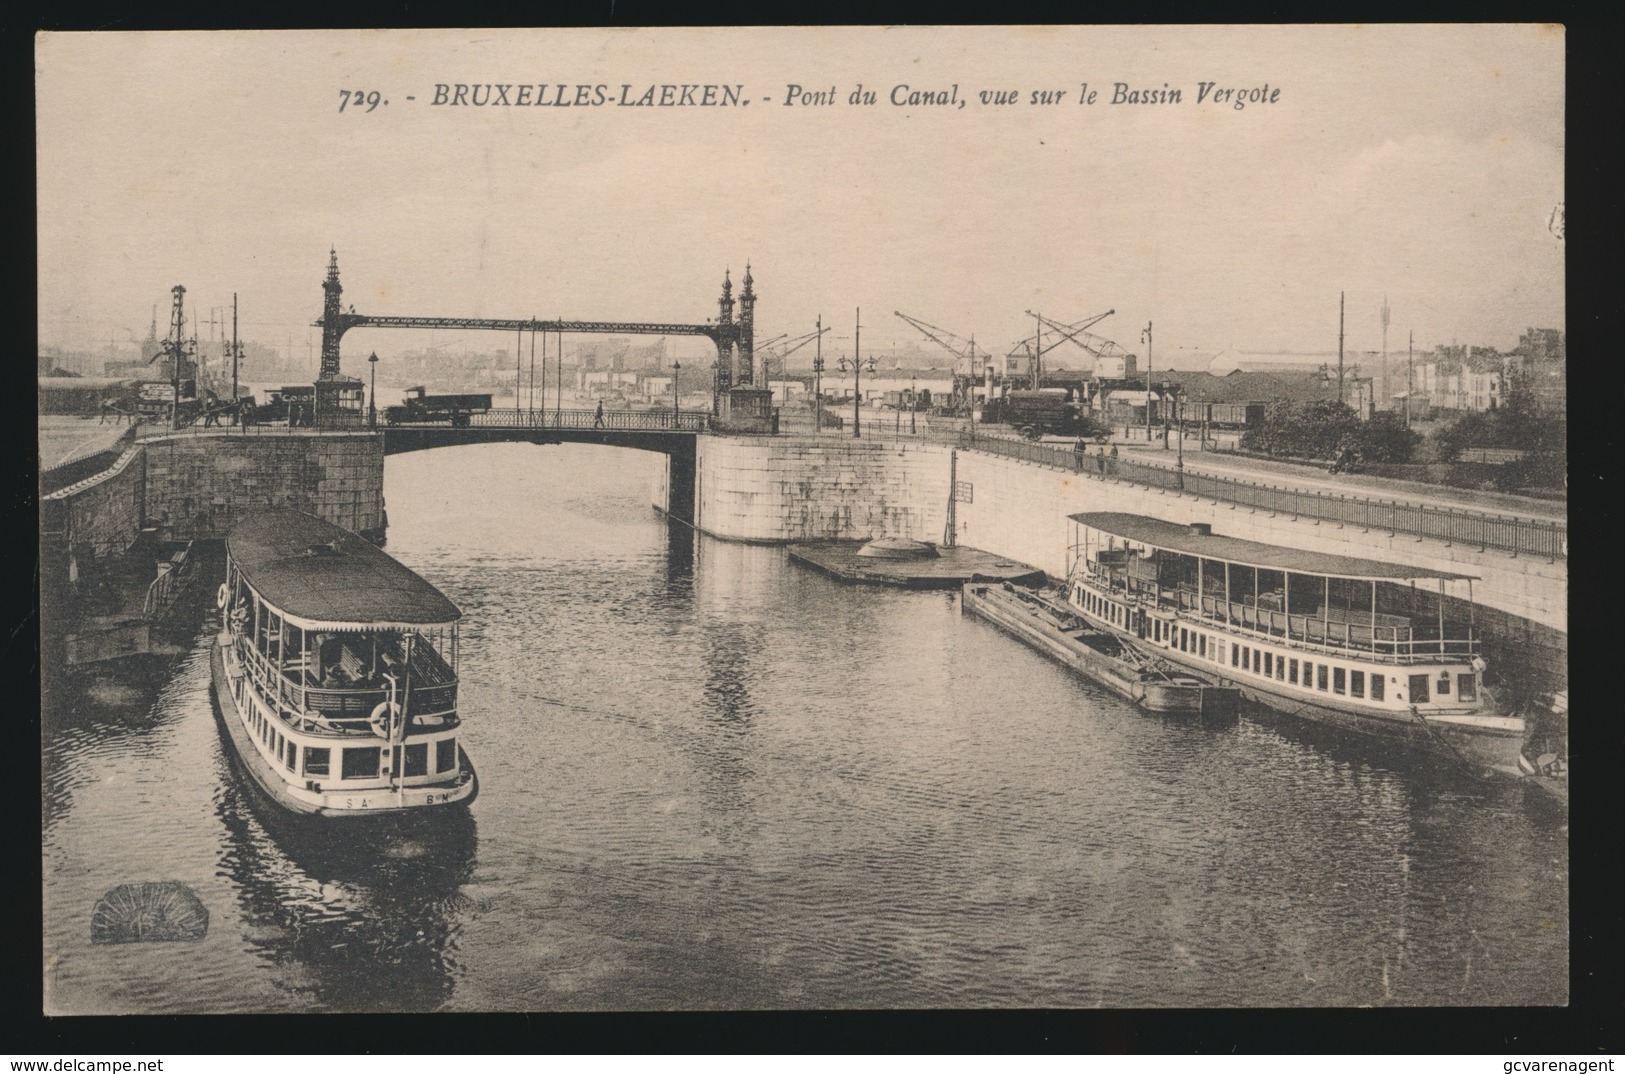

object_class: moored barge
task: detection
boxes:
[211,509,477,816]
[1063,512,1528,776]
[962,580,1240,717]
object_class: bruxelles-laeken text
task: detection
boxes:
[432,83,745,107]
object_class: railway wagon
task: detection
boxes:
[1177,401,1265,428]
[383,386,495,427]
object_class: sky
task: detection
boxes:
[36,26,1564,372]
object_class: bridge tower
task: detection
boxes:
[714,269,737,404]
[319,247,345,381]
[739,262,757,385]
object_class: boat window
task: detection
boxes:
[1263,652,1273,677]
[1289,658,1299,684]
[403,743,428,777]
[304,748,330,777]
[342,747,381,780]
[1408,674,1429,703]
[1317,664,1329,692]
[1198,634,1207,658]
[1370,675,1385,702]
[1437,675,1451,696]
[1350,670,1365,699]
[437,738,457,773]
[1252,649,1262,675]
[1232,645,1241,668]
[1333,667,1346,695]
[1458,675,1477,702]
[1276,657,1286,682]
[285,742,298,771]
[1179,627,1188,651]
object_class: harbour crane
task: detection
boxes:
[894,311,988,414]
[755,326,828,396]
[1017,308,1116,389]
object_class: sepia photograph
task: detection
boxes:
[36,25,1567,1016]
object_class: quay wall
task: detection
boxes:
[680,436,1567,689]
[691,435,951,543]
[953,451,1567,689]
[141,430,386,541]
[42,444,147,562]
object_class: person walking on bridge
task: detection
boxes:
[594,400,605,428]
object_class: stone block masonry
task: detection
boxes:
[676,434,1566,690]
[693,435,952,543]
[141,429,385,541]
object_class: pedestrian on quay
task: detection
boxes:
[1109,443,1119,476]
[1073,437,1087,472]
[594,400,605,428]
[1095,444,1107,476]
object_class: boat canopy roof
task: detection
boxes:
[227,509,461,631]
[1068,512,1476,583]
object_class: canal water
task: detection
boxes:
[42,442,1568,1012]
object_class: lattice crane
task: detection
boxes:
[894,311,993,414]
[1016,309,1117,388]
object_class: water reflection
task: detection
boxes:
[212,770,477,1012]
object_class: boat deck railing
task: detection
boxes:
[1079,573,1478,664]
[236,637,459,731]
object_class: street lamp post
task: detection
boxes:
[672,360,681,425]
[1141,321,1154,441]
[368,351,379,428]
[910,374,918,435]
[1173,387,1185,488]
[1161,380,1172,449]
[838,307,875,439]
[813,314,824,435]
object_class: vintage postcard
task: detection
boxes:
[37,26,1565,1015]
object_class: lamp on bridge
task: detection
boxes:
[838,307,875,439]
[837,352,876,439]
[368,351,379,428]
[672,360,681,424]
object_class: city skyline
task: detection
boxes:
[38,27,1563,365]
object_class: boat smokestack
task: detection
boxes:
[1188,522,1212,536]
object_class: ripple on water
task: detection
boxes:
[42,442,1568,1012]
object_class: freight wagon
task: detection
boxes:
[1176,401,1265,429]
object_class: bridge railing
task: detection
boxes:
[957,429,1567,562]
[463,407,709,432]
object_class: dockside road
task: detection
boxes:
[1110,437,1566,524]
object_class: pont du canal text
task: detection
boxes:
[422,82,1283,111]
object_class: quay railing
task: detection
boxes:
[959,430,1567,562]
[464,407,709,432]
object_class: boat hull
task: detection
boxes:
[1107,627,1527,776]
[210,636,478,817]
[962,583,1238,718]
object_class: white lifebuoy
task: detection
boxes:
[369,700,402,740]
[216,584,230,610]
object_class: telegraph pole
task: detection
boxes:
[1380,296,1391,410]
[231,293,240,418]
[1337,291,1346,407]
[1406,330,1414,429]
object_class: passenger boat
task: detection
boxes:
[210,509,477,816]
[1063,512,1528,776]
[962,580,1240,717]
